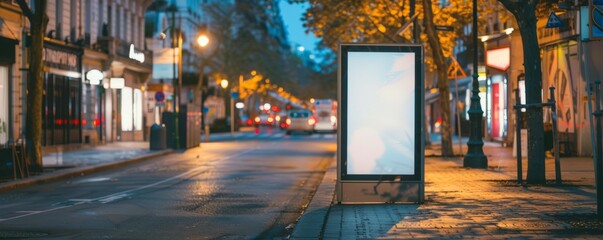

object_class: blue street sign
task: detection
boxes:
[154,91,165,102]
[203,107,209,113]
[594,0,603,38]
[546,12,563,28]
[231,91,239,99]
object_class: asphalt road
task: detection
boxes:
[0,128,336,239]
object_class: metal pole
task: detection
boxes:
[463,0,488,168]
[170,8,180,149]
[514,89,522,184]
[454,64,463,154]
[593,80,603,215]
[176,29,183,149]
[230,89,235,136]
[549,86,561,184]
[410,0,416,43]
[582,41,599,187]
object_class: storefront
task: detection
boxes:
[82,50,109,144]
[537,10,592,156]
[0,36,18,146]
[42,39,83,146]
[482,28,524,146]
[117,71,145,141]
[98,37,152,142]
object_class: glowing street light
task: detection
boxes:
[220,79,229,89]
[197,34,209,47]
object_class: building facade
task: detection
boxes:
[537,7,603,157]
[1,0,152,152]
[0,0,23,147]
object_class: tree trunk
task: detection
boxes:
[498,0,546,184]
[23,0,49,173]
[517,10,546,184]
[423,0,454,156]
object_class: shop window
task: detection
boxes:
[0,66,8,145]
[121,87,133,131]
[134,89,143,131]
[42,74,82,146]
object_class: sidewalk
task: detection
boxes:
[0,142,172,192]
[292,139,601,239]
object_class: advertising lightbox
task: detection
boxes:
[337,43,424,203]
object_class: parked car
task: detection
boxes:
[285,110,315,135]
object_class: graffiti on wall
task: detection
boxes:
[546,46,576,133]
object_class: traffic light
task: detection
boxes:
[285,103,292,110]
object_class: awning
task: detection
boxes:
[0,36,18,64]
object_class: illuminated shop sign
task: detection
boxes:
[43,41,82,72]
[86,69,103,85]
[129,44,145,63]
[486,47,510,71]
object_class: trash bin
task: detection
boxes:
[150,123,167,150]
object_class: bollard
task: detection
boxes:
[549,86,562,185]
[594,80,603,215]
[514,89,523,184]
[204,125,210,142]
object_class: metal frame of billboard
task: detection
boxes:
[337,43,425,204]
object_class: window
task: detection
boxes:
[0,66,8,145]
[133,89,143,131]
[56,0,63,39]
[121,87,143,131]
[70,0,76,42]
[121,87,133,131]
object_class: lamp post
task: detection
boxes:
[166,6,183,150]
[463,0,488,168]
[197,32,210,134]
[220,79,235,136]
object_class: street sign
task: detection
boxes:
[546,12,563,28]
[155,91,166,102]
[593,0,603,39]
[434,25,454,31]
[231,91,239,99]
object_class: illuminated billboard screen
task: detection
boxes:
[340,44,423,181]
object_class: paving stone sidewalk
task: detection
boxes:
[292,141,602,239]
[0,142,172,192]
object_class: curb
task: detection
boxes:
[0,149,173,192]
[290,156,337,239]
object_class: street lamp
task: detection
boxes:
[159,14,183,149]
[220,79,229,89]
[196,28,212,135]
[197,35,209,47]
[220,79,235,136]
[160,25,182,149]
[463,0,488,168]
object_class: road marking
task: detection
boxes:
[97,193,130,204]
[0,205,74,222]
[74,177,112,184]
[0,148,258,222]
[15,211,42,214]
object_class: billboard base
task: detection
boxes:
[337,181,424,204]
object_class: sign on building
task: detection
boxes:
[592,0,603,39]
[337,43,424,204]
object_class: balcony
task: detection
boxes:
[97,36,153,70]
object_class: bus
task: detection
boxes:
[312,99,337,133]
